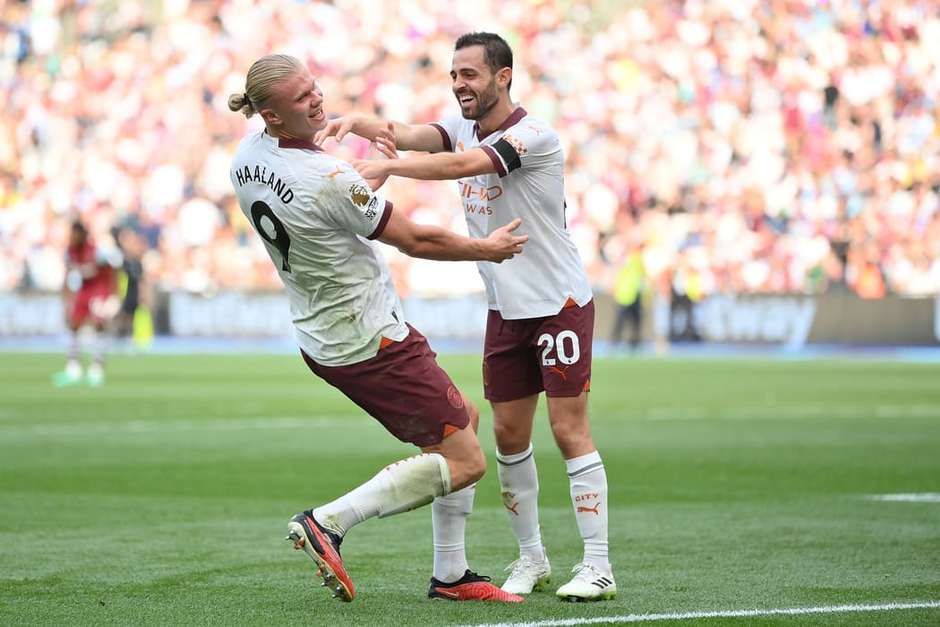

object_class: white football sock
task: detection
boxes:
[313,453,451,537]
[431,483,475,583]
[89,328,107,367]
[66,332,81,372]
[497,443,545,561]
[566,450,609,571]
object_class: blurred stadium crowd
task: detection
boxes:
[1,0,938,300]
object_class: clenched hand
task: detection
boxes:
[483,218,528,263]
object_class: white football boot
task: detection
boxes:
[52,361,83,387]
[86,362,105,387]
[500,553,551,595]
[555,562,616,601]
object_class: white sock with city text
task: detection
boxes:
[566,450,609,571]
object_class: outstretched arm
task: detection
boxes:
[355,147,497,182]
[378,213,527,263]
[316,115,446,153]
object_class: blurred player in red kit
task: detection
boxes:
[52,220,121,387]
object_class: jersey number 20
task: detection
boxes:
[538,330,580,366]
[251,200,292,272]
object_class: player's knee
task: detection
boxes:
[464,438,487,484]
[441,429,486,489]
[468,440,487,482]
[493,418,527,451]
[449,447,485,490]
[550,420,592,456]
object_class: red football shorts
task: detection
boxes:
[68,287,116,328]
[301,325,470,447]
[483,299,594,402]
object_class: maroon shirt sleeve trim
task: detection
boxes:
[368,201,393,240]
[430,123,453,152]
[481,145,508,177]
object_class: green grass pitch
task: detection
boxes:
[1,352,939,625]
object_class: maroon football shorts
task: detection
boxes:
[301,324,470,447]
[483,299,594,402]
[69,286,115,328]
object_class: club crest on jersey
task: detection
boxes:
[348,183,372,208]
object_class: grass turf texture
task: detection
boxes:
[1,353,938,626]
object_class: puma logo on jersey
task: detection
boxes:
[549,365,570,381]
[576,503,600,515]
[327,166,344,178]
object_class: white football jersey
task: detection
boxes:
[230,131,407,366]
[432,108,592,319]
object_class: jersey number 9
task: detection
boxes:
[251,200,292,272]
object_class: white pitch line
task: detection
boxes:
[867,493,940,503]
[460,600,940,627]
[639,403,940,421]
[0,415,357,437]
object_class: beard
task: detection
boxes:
[459,81,499,120]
